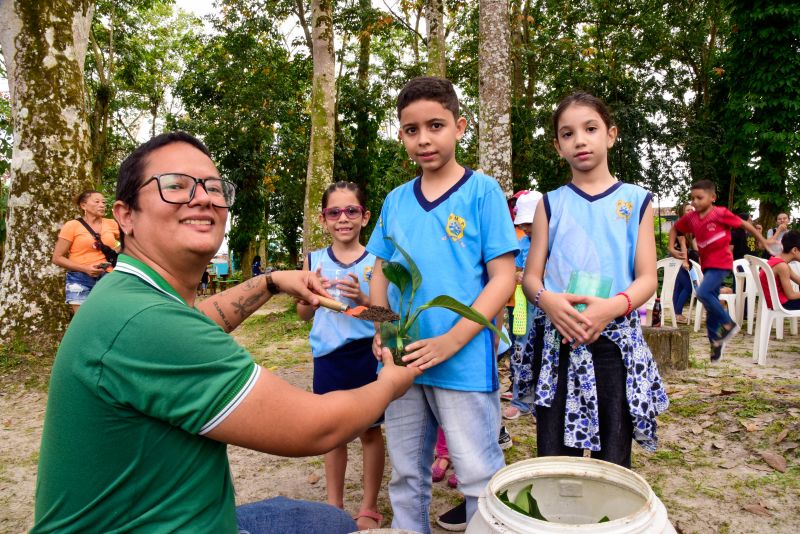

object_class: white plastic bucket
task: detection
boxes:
[466,457,676,533]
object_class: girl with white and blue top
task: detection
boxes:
[297,181,384,530]
[521,92,669,467]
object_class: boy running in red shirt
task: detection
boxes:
[669,180,768,360]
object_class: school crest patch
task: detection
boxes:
[363,265,373,281]
[616,200,633,222]
[444,213,467,242]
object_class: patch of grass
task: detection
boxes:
[730,394,776,418]
[688,355,709,369]
[668,396,707,418]
[0,337,53,392]
[734,466,800,492]
[649,447,688,468]
[253,351,310,370]
[240,306,312,343]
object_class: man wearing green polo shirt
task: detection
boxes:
[32,132,420,533]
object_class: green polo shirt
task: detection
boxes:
[33,255,259,533]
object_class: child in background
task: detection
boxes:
[759,230,800,309]
[368,76,518,532]
[297,181,384,530]
[521,92,668,467]
[669,180,768,360]
[503,190,541,420]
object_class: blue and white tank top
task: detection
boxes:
[308,247,376,357]
[543,182,652,296]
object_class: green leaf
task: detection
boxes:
[599,515,610,523]
[382,261,412,318]
[406,295,510,344]
[513,484,532,513]
[497,490,510,504]
[528,492,548,522]
[384,236,422,299]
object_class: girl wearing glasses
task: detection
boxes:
[296,181,384,530]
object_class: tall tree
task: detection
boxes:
[303,0,336,254]
[724,0,800,225]
[0,0,94,348]
[426,0,446,76]
[478,0,512,194]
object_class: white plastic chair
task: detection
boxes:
[645,258,681,327]
[746,255,800,364]
[732,258,757,335]
[691,260,738,333]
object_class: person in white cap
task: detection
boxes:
[503,190,543,420]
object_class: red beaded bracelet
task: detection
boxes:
[616,291,632,316]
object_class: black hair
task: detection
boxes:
[321,181,367,209]
[116,131,212,211]
[690,179,716,194]
[396,76,460,121]
[782,230,800,253]
[75,190,101,208]
[737,212,750,220]
[552,92,614,136]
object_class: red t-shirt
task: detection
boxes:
[674,207,741,270]
[759,256,789,309]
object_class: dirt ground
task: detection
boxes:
[2,296,799,533]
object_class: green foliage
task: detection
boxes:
[380,236,507,365]
[723,0,800,220]
[172,3,311,265]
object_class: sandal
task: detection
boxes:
[353,509,383,530]
[432,456,451,482]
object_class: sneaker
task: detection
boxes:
[498,425,513,450]
[436,500,467,531]
[503,405,529,420]
[500,390,514,401]
[713,322,741,347]
[710,342,722,362]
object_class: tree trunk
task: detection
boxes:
[352,0,373,194]
[478,0,512,194]
[0,0,94,349]
[425,0,446,76]
[302,0,335,255]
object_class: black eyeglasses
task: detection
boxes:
[140,173,236,208]
[322,205,365,221]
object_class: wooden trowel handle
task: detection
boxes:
[316,296,348,312]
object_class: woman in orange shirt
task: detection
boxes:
[52,190,120,313]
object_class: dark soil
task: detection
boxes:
[354,305,400,322]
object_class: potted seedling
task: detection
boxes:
[379,237,509,366]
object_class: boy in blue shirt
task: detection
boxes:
[367,76,518,533]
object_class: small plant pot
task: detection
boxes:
[380,321,419,366]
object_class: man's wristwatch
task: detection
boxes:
[265,269,280,295]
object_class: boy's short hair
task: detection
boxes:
[690,179,716,194]
[782,230,800,253]
[397,76,459,120]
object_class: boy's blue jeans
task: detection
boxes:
[696,268,733,341]
[384,385,504,534]
[236,496,356,533]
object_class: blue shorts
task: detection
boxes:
[313,338,383,425]
[65,271,99,305]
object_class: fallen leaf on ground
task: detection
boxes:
[779,441,799,451]
[760,451,787,473]
[719,388,738,395]
[701,420,714,428]
[742,504,771,517]
[774,429,790,444]
[307,473,320,485]
[691,425,704,435]
[711,442,725,450]
[741,421,759,432]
